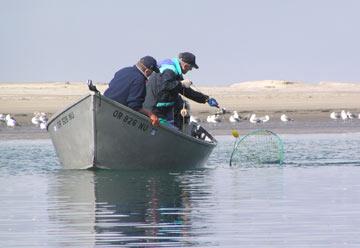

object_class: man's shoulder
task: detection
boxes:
[115,66,144,79]
[116,65,137,74]
[148,72,162,82]
[162,68,177,77]
[162,68,183,81]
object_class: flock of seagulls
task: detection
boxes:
[1,109,359,128]
[330,110,360,120]
[192,109,360,124]
[31,112,48,129]
[0,112,48,129]
[194,109,294,124]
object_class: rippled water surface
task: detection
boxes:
[1,133,360,247]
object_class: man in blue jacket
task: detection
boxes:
[104,56,160,126]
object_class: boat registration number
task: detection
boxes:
[54,112,75,131]
[112,110,149,132]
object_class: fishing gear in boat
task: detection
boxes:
[230,129,284,167]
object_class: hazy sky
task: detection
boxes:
[1,0,359,85]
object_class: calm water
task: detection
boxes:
[0,133,360,247]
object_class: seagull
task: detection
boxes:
[229,115,240,123]
[340,110,348,120]
[7,119,17,127]
[249,114,259,123]
[39,122,47,130]
[31,112,41,125]
[5,115,17,127]
[229,111,241,123]
[346,111,356,119]
[216,107,227,115]
[39,112,48,123]
[207,114,221,123]
[249,114,270,123]
[330,112,341,120]
[190,115,200,123]
[259,115,270,123]
[280,114,294,122]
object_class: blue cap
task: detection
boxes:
[140,56,160,73]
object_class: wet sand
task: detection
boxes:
[0,81,359,139]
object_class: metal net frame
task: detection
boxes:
[230,129,284,167]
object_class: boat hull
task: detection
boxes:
[47,94,216,170]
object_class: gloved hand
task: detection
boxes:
[207,97,219,108]
[181,79,192,88]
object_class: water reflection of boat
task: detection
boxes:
[47,93,217,170]
[94,171,192,246]
[48,170,194,247]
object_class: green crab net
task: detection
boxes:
[230,129,284,167]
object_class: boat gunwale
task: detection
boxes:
[46,93,93,129]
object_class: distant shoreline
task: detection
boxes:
[1,80,360,140]
[0,81,359,124]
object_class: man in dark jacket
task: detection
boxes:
[143,52,219,128]
[104,56,160,126]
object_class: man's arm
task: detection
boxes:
[127,77,159,126]
[138,108,159,126]
[143,73,161,111]
[181,86,209,103]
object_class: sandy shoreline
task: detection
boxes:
[0,80,359,139]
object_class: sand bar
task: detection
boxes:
[0,80,359,139]
[1,80,360,115]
